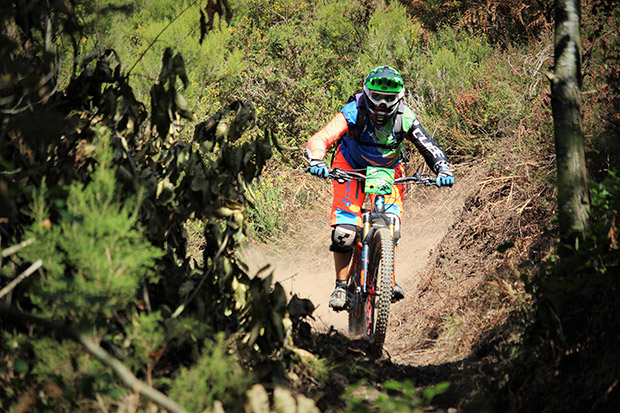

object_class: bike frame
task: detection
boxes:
[358,199,396,296]
[332,168,436,298]
[327,167,437,344]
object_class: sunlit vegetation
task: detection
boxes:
[1,0,619,411]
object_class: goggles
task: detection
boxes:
[367,91,400,108]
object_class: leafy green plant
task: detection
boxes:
[18,132,163,324]
[0,133,164,410]
[344,379,450,412]
[169,333,253,412]
[413,27,521,158]
[364,2,416,69]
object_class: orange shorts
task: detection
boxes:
[330,149,406,227]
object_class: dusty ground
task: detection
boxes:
[241,161,482,357]
[239,148,554,410]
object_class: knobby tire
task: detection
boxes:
[364,227,394,351]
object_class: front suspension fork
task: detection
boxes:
[360,212,396,294]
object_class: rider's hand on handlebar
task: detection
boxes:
[308,159,329,179]
[436,166,455,187]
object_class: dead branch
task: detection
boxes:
[0,304,188,413]
[0,259,42,300]
[477,175,524,185]
[1,238,35,258]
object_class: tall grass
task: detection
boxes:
[247,172,287,241]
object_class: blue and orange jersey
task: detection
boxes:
[306,100,449,172]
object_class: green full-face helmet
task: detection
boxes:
[363,65,405,126]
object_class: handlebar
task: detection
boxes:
[327,168,438,187]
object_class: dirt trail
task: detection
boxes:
[240,165,479,361]
[384,168,478,364]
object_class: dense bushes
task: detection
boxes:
[1,1,286,411]
[74,0,617,170]
[82,0,540,165]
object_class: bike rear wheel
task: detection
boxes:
[363,227,394,351]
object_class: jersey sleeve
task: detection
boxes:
[403,109,450,173]
[306,112,349,160]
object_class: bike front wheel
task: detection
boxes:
[363,226,394,351]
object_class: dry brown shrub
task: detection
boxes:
[400,0,552,44]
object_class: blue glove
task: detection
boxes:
[436,166,454,187]
[309,159,329,179]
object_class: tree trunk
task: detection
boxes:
[551,0,590,250]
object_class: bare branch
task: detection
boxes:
[0,259,42,300]
[1,238,36,258]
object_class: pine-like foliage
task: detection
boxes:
[0,1,293,411]
[20,132,162,323]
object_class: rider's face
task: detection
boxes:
[372,106,389,126]
[366,90,399,126]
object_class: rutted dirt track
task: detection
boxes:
[241,161,484,366]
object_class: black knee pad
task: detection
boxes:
[330,224,360,253]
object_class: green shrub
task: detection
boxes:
[19,131,163,323]
[412,28,547,159]
[345,379,450,413]
[247,172,287,241]
[364,2,417,70]
[170,333,253,412]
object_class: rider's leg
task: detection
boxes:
[329,224,359,310]
[334,250,353,282]
[328,150,364,310]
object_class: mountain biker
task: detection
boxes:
[306,65,454,311]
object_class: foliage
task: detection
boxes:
[402,0,552,45]
[345,379,450,412]
[169,333,253,412]
[247,172,288,241]
[15,134,161,322]
[0,1,292,411]
[364,2,418,70]
[63,0,562,169]
[498,169,620,411]
[1,332,120,411]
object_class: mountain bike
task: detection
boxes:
[327,167,438,352]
